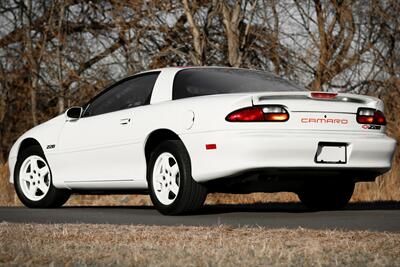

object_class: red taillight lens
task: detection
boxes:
[374,110,386,125]
[357,108,386,125]
[311,92,338,99]
[226,107,265,122]
[357,116,375,124]
[226,106,289,122]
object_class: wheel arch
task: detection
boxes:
[17,138,44,160]
[10,137,45,184]
[144,129,183,163]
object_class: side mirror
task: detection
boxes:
[65,107,83,121]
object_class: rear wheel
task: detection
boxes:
[297,180,355,210]
[14,145,70,208]
[147,140,207,215]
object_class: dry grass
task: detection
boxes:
[0,223,399,266]
[0,163,17,206]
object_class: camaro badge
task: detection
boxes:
[301,118,349,124]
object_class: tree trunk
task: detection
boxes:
[221,2,242,67]
[57,1,66,114]
[182,0,204,65]
[30,75,38,126]
[25,0,38,126]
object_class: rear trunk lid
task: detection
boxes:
[251,91,384,132]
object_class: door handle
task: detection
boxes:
[120,118,131,125]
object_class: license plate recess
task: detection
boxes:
[315,142,347,164]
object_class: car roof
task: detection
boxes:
[138,66,257,74]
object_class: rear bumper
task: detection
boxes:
[181,130,397,182]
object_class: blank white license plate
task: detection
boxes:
[315,144,347,164]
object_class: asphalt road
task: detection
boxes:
[1,202,399,232]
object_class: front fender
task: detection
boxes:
[8,114,66,183]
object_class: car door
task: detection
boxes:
[53,72,160,187]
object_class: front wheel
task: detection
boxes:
[147,140,207,215]
[297,180,355,210]
[14,145,70,208]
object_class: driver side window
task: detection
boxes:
[84,72,160,117]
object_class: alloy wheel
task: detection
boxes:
[19,155,51,201]
[152,152,180,205]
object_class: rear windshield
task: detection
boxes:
[173,68,306,99]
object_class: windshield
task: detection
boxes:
[173,68,306,99]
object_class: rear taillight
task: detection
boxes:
[226,106,289,122]
[357,108,386,125]
[226,107,264,122]
[311,92,338,99]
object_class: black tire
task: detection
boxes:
[147,140,207,215]
[14,145,70,208]
[297,180,355,210]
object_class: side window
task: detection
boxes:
[84,72,159,117]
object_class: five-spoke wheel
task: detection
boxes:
[14,145,70,208]
[19,155,51,201]
[152,152,180,205]
[148,140,207,215]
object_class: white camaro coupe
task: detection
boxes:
[8,67,396,214]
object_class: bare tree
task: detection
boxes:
[0,0,398,164]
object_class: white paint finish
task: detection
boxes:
[182,110,195,130]
[7,67,397,191]
[181,130,396,182]
[7,156,16,183]
[252,92,382,112]
[150,67,181,104]
[8,115,66,183]
[55,109,137,182]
